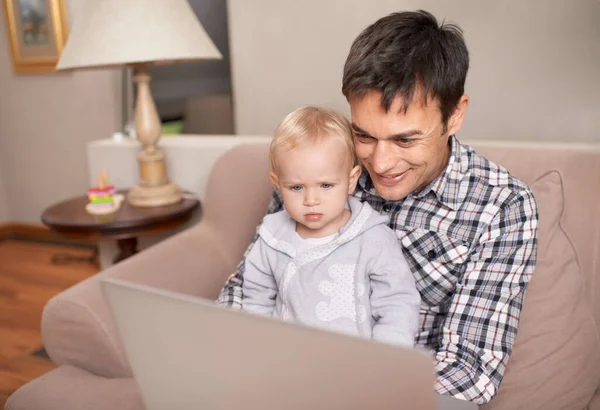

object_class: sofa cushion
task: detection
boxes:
[482,171,600,410]
[5,365,144,410]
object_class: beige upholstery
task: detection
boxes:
[4,365,144,410]
[471,143,600,410]
[6,141,600,410]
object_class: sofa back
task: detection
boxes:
[204,140,600,409]
[470,141,600,316]
[203,142,274,267]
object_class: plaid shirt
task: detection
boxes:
[217,136,538,405]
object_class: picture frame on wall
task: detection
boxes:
[2,0,68,74]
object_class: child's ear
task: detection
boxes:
[348,165,362,194]
[269,172,280,189]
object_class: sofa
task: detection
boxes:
[6,138,600,410]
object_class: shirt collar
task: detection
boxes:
[357,170,377,197]
[357,135,469,211]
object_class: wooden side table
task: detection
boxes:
[41,192,201,264]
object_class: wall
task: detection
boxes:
[227,0,600,142]
[0,0,122,223]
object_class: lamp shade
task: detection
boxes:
[56,0,222,70]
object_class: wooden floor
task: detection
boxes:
[0,239,97,407]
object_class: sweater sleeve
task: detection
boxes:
[369,226,421,347]
[241,238,278,317]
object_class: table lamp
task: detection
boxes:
[56,0,222,207]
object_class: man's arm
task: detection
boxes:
[217,191,283,310]
[370,227,421,347]
[434,189,538,405]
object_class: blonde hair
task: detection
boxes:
[269,106,356,173]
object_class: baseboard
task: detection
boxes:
[0,223,96,249]
[0,223,55,241]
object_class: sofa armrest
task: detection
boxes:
[42,221,237,378]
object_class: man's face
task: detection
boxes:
[350,90,466,201]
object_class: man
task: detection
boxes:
[218,10,538,405]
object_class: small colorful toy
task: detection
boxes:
[85,170,124,215]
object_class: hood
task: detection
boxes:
[258,196,387,258]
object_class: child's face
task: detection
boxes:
[270,137,361,238]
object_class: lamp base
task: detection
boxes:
[126,65,181,208]
[127,182,182,207]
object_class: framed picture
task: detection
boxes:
[2,0,68,73]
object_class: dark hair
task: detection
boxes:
[342,10,469,129]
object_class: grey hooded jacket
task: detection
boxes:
[241,196,421,347]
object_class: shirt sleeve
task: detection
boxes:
[434,189,538,404]
[370,226,422,348]
[216,191,284,310]
[240,238,278,316]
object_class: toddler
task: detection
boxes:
[241,106,421,347]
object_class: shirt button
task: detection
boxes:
[383,204,392,212]
[427,250,437,260]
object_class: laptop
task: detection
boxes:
[101,278,478,410]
